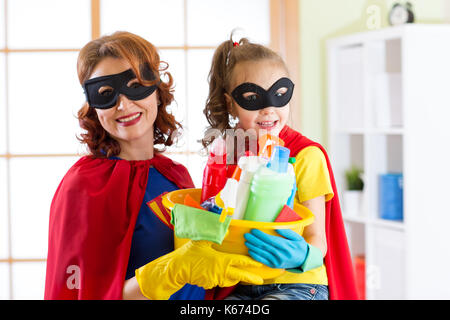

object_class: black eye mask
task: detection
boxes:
[231,77,294,111]
[82,66,158,109]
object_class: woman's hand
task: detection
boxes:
[134,240,264,300]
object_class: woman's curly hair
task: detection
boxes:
[76,31,181,158]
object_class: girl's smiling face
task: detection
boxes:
[226,59,291,137]
[89,57,158,149]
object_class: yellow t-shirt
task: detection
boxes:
[263,146,334,285]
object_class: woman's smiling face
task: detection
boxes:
[89,57,158,147]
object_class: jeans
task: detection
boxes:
[224,283,329,300]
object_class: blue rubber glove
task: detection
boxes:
[244,229,309,269]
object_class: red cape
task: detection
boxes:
[44,153,194,300]
[279,126,358,300]
[207,126,358,300]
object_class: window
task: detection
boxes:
[99,0,273,187]
[0,0,299,299]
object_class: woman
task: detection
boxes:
[44,31,263,300]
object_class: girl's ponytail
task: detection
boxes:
[202,37,234,148]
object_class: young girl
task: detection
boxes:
[202,37,358,300]
[44,31,264,300]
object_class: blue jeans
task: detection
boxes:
[224,283,329,300]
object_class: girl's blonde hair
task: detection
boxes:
[202,34,288,149]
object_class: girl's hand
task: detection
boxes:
[244,229,309,269]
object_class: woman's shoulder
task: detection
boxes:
[59,156,118,187]
[153,153,194,189]
[154,152,189,171]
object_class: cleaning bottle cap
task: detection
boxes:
[267,146,290,173]
[289,157,296,164]
[231,166,242,181]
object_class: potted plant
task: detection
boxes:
[344,166,364,217]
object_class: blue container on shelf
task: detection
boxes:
[379,173,403,221]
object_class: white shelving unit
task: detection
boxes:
[327,25,450,300]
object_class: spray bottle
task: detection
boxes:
[243,146,295,222]
[232,155,266,220]
[201,136,227,203]
[266,146,297,208]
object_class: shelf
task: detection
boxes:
[329,24,450,299]
[332,128,365,135]
[326,25,406,48]
[342,215,367,224]
[368,127,404,135]
[343,215,405,231]
[371,218,404,231]
[333,127,404,135]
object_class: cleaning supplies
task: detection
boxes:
[243,165,295,222]
[201,196,223,214]
[286,157,297,208]
[216,178,238,222]
[258,134,285,160]
[201,136,228,203]
[184,194,205,210]
[199,136,299,224]
[230,151,254,182]
[274,205,302,222]
[233,155,265,220]
[171,204,231,244]
[265,146,297,209]
[266,145,290,173]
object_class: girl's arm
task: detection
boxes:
[301,195,327,257]
[123,277,147,300]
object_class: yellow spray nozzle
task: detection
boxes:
[219,207,234,223]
